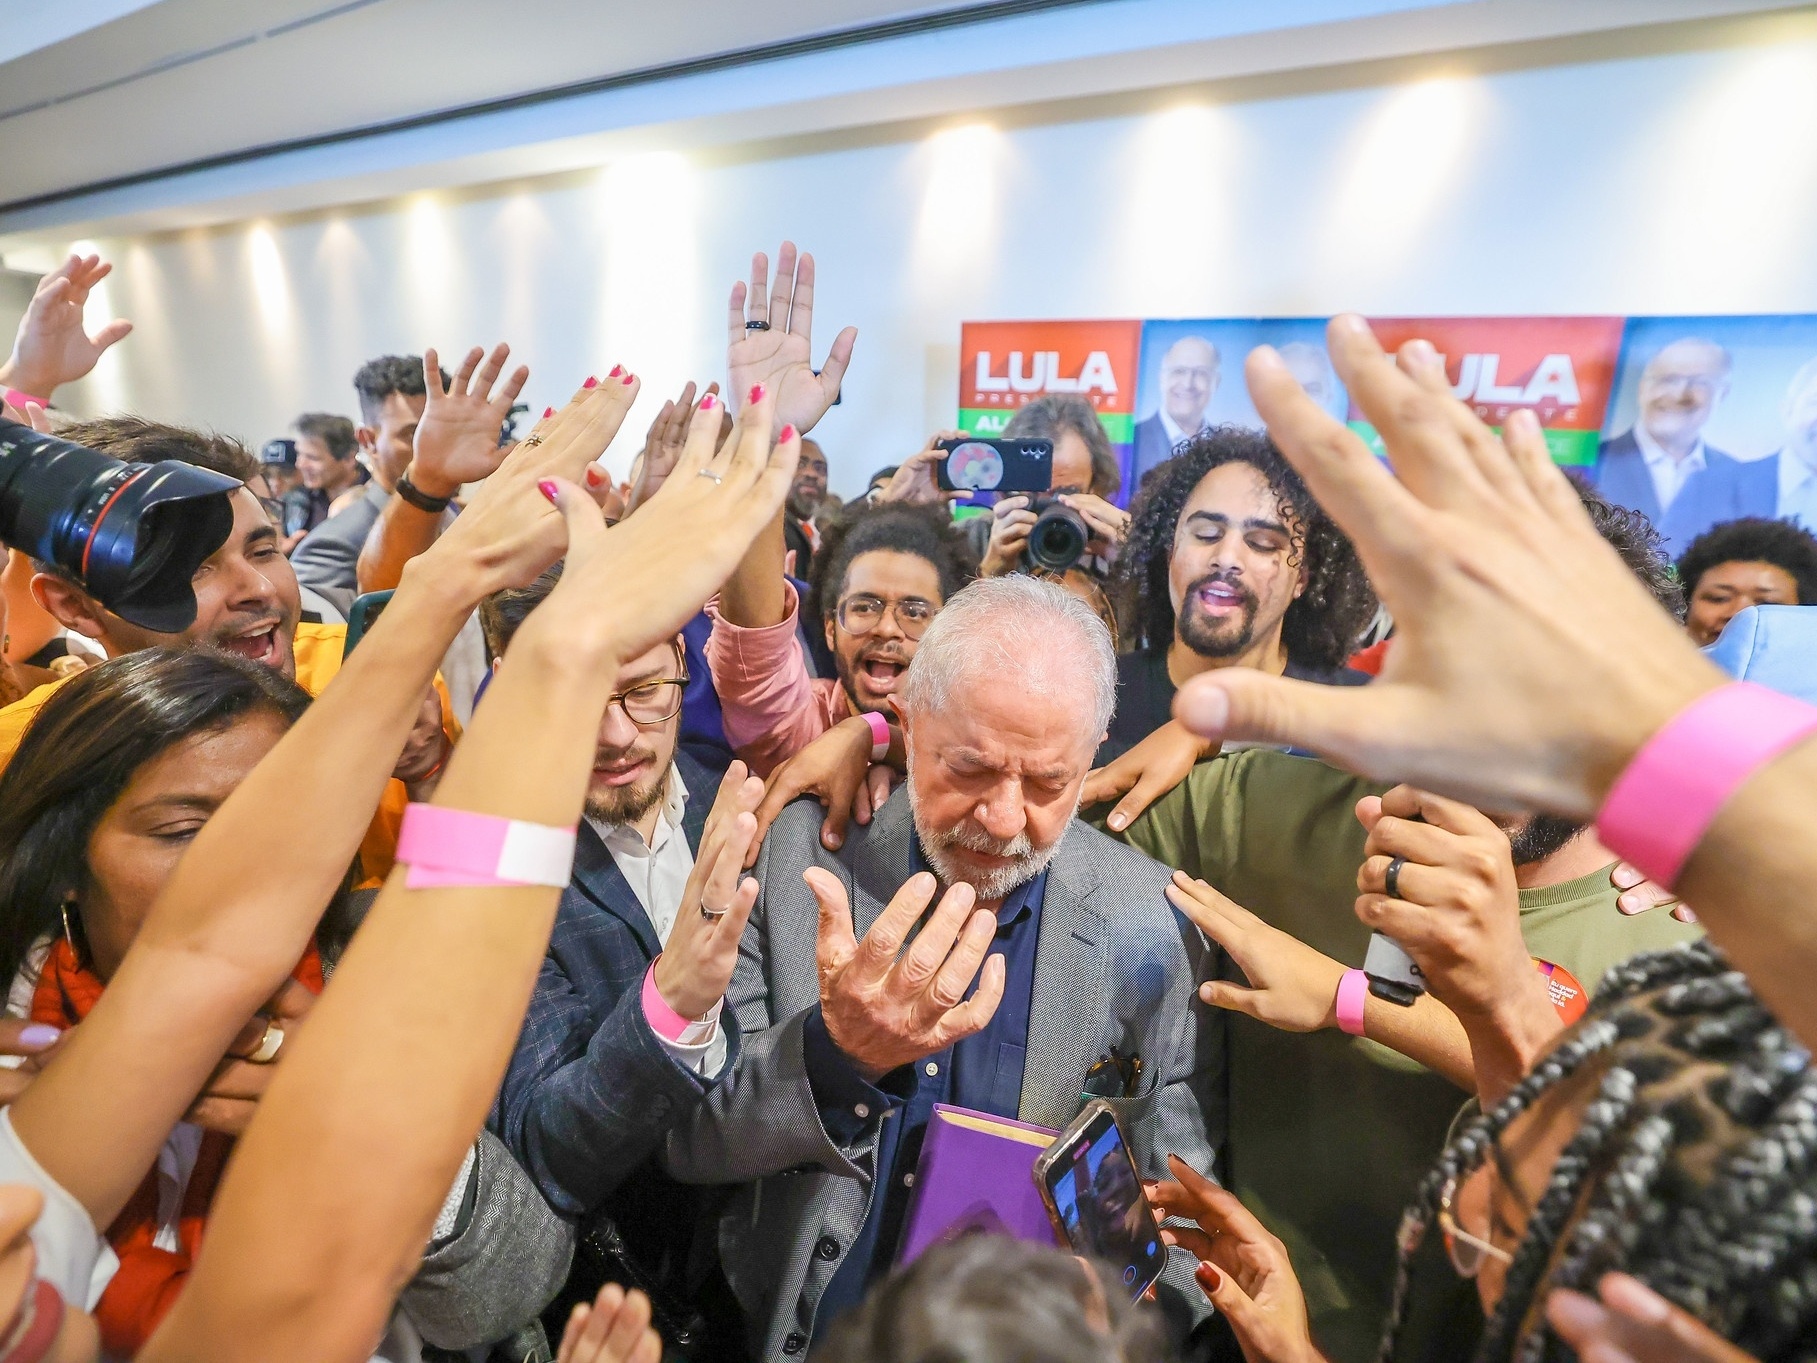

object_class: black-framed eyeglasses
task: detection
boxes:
[1082,1046,1143,1100]
[836,594,937,639]
[603,646,689,726]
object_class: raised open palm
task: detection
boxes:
[727,241,856,436]
[3,253,133,398]
[410,344,532,497]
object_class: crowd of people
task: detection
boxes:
[0,241,1815,1363]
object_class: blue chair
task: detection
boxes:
[1703,605,1817,705]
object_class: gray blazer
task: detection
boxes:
[668,792,1225,1361]
[289,481,388,596]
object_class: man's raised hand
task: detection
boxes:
[1,253,133,400]
[727,241,856,437]
[807,868,1003,1082]
[409,345,532,499]
[1173,315,1722,821]
[653,762,765,1020]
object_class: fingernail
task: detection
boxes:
[748,384,766,405]
[825,833,842,848]
[18,1024,60,1049]
[1196,1264,1223,1292]
[542,406,554,419]
[700,393,718,411]
[538,479,559,503]
[621,372,635,386]
[608,365,624,378]
[1108,812,1126,830]
[583,375,598,389]
[779,424,797,442]
[585,466,604,488]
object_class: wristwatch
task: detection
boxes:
[394,470,452,513]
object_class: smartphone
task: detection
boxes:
[342,589,394,659]
[934,437,1053,494]
[1032,1099,1168,1300]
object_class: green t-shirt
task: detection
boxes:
[1105,749,1702,1363]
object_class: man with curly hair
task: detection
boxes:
[1101,427,1377,762]
[1675,515,1817,646]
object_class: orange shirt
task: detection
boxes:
[0,621,456,883]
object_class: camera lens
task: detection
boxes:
[1025,497,1090,573]
[0,420,240,633]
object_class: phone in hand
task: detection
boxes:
[342,590,394,659]
[934,438,1053,494]
[1032,1099,1168,1301]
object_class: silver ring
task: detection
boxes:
[745,320,771,331]
[246,1020,285,1065]
[1384,856,1407,900]
[696,469,723,483]
[700,904,730,921]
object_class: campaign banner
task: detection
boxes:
[958,319,1142,446]
[1351,316,1625,467]
[959,313,1817,550]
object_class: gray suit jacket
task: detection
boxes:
[289,481,388,596]
[668,793,1224,1361]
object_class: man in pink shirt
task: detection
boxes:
[706,502,976,776]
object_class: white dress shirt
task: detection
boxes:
[587,765,729,1078]
[1634,423,1708,512]
[1777,446,1817,531]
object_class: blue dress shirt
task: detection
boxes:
[801,842,1047,1334]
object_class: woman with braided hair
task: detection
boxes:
[1154,938,1814,1363]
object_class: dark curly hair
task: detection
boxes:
[1114,426,1376,670]
[805,502,979,626]
[1569,475,1685,619]
[1676,517,1817,605]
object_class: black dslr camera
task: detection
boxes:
[1022,495,1091,573]
[0,419,240,632]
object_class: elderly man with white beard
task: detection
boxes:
[665,574,1223,1362]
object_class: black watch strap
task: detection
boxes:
[394,471,452,514]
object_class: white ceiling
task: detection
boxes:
[1,0,1808,250]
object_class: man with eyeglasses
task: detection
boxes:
[481,565,751,1355]
[707,501,977,778]
[1594,337,1759,555]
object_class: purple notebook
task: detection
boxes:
[896,1104,1061,1265]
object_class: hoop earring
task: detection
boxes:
[60,895,79,952]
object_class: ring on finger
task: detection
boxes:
[699,904,730,921]
[745,320,772,331]
[246,1020,285,1065]
[697,469,724,483]
[1384,855,1407,900]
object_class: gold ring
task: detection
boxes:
[246,1020,285,1065]
[521,434,545,448]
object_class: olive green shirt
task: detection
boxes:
[1106,749,1702,1363]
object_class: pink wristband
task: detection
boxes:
[861,710,890,762]
[1335,969,1369,1037]
[396,803,577,890]
[641,960,723,1041]
[1596,682,1817,889]
[2,388,47,414]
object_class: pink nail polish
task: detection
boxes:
[608,365,624,378]
[748,384,765,405]
[583,375,598,389]
[621,371,635,386]
[542,406,554,419]
[538,479,559,503]
[779,424,796,442]
[699,393,718,411]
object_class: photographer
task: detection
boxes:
[1098,427,1376,764]
[975,395,1129,579]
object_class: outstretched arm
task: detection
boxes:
[10,374,630,1235]
[0,253,132,403]
[142,388,801,1363]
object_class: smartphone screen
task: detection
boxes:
[1040,1108,1168,1299]
[935,438,1053,494]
